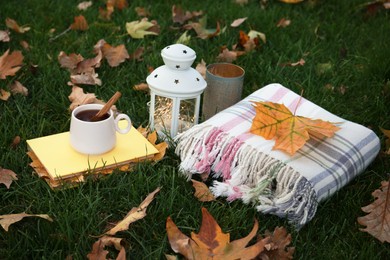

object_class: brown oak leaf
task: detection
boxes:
[0,168,18,189]
[94,39,129,67]
[257,226,295,259]
[358,179,390,243]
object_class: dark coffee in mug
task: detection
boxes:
[75,109,110,122]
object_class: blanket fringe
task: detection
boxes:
[175,125,318,228]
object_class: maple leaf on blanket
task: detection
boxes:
[250,100,340,155]
[166,207,270,259]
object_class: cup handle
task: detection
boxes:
[114,114,132,134]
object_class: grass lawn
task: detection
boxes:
[1,0,390,259]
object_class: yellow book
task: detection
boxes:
[26,124,158,180]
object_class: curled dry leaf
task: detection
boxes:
[258,226,295,259]
[0,167,18,189]
[0,89,11,101]
[216,48,240,63]
[5,18,30,33]
[195,59,207,79]
[231,17,248,27]
[70,71,102,86]
[77,1,92,11]
[10,135,21,149]
[58,51,84,71]
[147,131,168,162]
[10,80,28,96]
[87,236,125,260]
[277,18,291,28]
[133,83,149,92]
[184,16,221,39]
[279,0,304,3]
[68,86,98,111]
[99,1,115,20]
[0,212,53,231]
[0,30,10,42]
[172,5,203,24]
[94,39,129,67]
[176,30,191,45]
[135,6,151,17]
[0,49,24,79]
[380,127,390,155]
[191,179,215,202]
[166,207,270,259]
[70,15,89,31]
[104,187,160,236]
[358,179,390,243]
[129,46,145,61]
[125,19,159,39]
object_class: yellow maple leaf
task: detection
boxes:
[250,101,340,155]
[125,19,158,39]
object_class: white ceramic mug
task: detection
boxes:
[70,104,131,155]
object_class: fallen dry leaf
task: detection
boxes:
[58,51,84,71]
[0,212,53,231]
[184,16,221,39]
[105,187,160,236]
[70,71,102,86]
[0,89,11,101]
[280,58,305,67]
[135,6,151,17]
[10,135,21,149]
[136,125,149,138]
[126,19,159,39]
[96,40,129,67]
[0,49,24,79]
[358,179,390,243]
[250,100,340,155]
[87,236,125,260]
[166,207,269,259]
[380,127,390,155]
[99,1,115,20]
[216,48,240,63]
[19,40,30,51]
[231,17,248,27]
[191,179,215,202]
[258,226,295,259]
[5,18,30,33]
[146,131,168,162]
[195,59,207,79]
[0,167,18,189]
[133,83,149,92]
[0,30,10,42]
[129,46,145,61]
[276,18,291,28]
[77,1,93,11]
[68,85,98,111]
[70,15,89,31]
[176,31,191,45]
[172,5,203,25]
[279,0,304,3]
[10,80,28,96]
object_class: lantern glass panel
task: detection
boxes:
[178,98,196,133]
[154,95,173,133]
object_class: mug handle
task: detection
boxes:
[114,114,132,134]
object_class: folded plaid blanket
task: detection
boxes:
[175,83,380,228]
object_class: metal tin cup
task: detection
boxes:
[202,63,245,120]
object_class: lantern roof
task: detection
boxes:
[147,44,206,97]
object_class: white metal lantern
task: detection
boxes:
[146,44,207,138]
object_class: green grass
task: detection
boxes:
[1,0,390,259]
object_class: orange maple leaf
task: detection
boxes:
[358,179,390,243]
[250,101,340,155]
[166,207,269,259]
